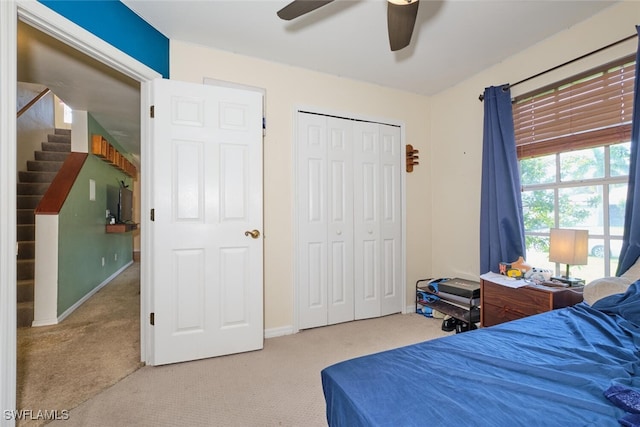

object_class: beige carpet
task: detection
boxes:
[47,311,452,427]
[16,262,142,427]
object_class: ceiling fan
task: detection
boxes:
[276,0,420,52]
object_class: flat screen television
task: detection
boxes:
[106,185,119,222]
[118,187,133,223]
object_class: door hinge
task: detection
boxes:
[150,208,155,221]
[150,105,155,118]
[150,312,155,326]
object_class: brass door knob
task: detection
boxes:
[244,229,260,239]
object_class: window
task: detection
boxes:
[62,102,72,124]
[514,56,634,283]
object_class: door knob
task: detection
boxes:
[244,229,260,239]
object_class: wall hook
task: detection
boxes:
[406,144,419,173]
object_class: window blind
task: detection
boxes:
[513,55,636,159]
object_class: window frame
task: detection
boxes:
[514,55,634,281]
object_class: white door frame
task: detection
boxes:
[1,2,160,421]
[291,106,407,333]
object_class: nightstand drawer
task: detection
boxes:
[483,282,550,317]
[482,302,526,326]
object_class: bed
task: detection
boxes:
[321,281,640,426]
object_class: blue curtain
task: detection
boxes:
[480,85,526,274]
[617,26,640,275]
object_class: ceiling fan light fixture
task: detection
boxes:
[387,0,418,5]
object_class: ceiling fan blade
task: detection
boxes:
[387,0,419,51]
[277,0,335,21]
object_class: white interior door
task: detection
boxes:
[150,78,263,366]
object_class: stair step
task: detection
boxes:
[17,301,33,328]
[42,141,71,152]
[17,241,35,260]
[18,170,57,183]
[47,133,71,143]
[17,279,34,303]
[55,128,71,136]
[17,182,50,196]
[17,225,35,241]
[17,195,42,210]
[27,160,64,172]
[17,209,35,225]
[34,151,69,162]
[17,259,34,281]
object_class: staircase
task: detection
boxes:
[17,128,71,327]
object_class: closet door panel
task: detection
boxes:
[298,114,328,329]
[327,118,354,325]
[379,125,403,315]
[353,122,382,320]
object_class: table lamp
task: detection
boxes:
[549,228,588,286]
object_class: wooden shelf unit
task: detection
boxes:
[105,223,138,233]
[91,134,137,178]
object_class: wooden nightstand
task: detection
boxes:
[480,278,584,327]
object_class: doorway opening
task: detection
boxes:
[3,1,160,416]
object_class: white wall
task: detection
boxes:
[429,2,640,280]
[16,82,54,173]
[170,42,432,330]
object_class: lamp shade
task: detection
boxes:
[549,228,589,266]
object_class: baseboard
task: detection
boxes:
[31,317,59,327]
[264,311,420,338]
[264,325,294,339]
[55,260,134,324]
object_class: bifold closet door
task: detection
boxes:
[353,122,402,319]
[297,113,354,330]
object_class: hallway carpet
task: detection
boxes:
[16,261,141,427]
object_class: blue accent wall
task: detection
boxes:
[38,0,169,78]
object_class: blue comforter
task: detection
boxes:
[321,282,640,426]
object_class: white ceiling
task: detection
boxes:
[18,0,618,157]
[123,0,617,96]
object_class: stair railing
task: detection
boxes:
[17,88,51,119]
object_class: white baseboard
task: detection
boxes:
[53,261,133,325]
[264,325,294,339]
[264,310,421,339]
[31,317,59,327]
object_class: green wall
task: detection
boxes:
[57,114,135,315]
